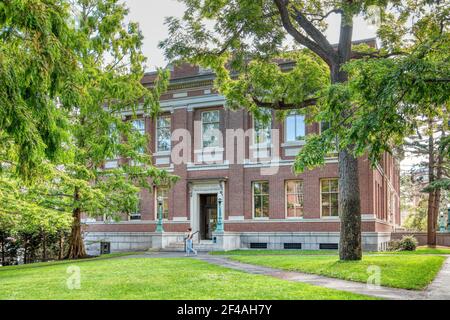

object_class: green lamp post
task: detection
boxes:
[215,191,224,232]
[156,195,164,232]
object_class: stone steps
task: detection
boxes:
[162,241,216,252]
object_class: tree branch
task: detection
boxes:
[290,5,338,60]
[306,9,343,22]
[351,50,407,59]
[273,0,336,66]
[251,95,317,110]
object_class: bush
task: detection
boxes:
[387,239,401,251]
[399,235,418,251]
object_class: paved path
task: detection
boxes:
[424,257,450,300]
[123,251,450,300]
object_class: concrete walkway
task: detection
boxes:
[197,256,450,300]
[424,257,450,300]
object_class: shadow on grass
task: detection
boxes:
[0,252,141,272]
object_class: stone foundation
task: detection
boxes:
[84,231,392,254]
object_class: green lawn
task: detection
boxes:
[229,255,445,290]
[377,247,450,255]
[0,256,374,300]
[213,247,450,256]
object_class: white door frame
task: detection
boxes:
[189,181,225,243]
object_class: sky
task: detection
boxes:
[125,0,378,71]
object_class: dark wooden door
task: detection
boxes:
[200,194,217,240]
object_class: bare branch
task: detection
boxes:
[306,9,343,22]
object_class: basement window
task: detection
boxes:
[319,243,338,250]
[250,243,267,249]
[284,243,302,249]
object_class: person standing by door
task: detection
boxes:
[185,227,197,256]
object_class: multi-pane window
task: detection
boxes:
[319,121,338,157]
[254,110,272,144]
[129,195,141,220]
[157,116,171,152]
[253,181,269,218]
[105,123,119,168]
[132,119,145,135]
[321,179,339,217]
[285,112,305,142]
[202,110,220,148]
[286,180,304,218]
[132,119,146,154]
[156,187,169,219]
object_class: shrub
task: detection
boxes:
[399,235,418,251]
[387,239,401,251]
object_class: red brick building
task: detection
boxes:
[84,61,401,253]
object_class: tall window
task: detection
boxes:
[156,187,169,219]
[286,180,304,218]
[132,119,145,154]
[319,121,331,133]
[105,123,119,168]
[129,195,141,220]
[202,110,220,148]
[319,121,338,157]
[285,112,305,142]
[321,179,339,217]
[132,119,145,135]
[253,181,269,218]
[254,110,272,144]
[157,115,171,152]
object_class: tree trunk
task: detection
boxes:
[338,149,362,260]
[427,119,436,246]
[58,234,64,260]
[42,232,47,262]
[1,237,5,266]
[23,237,27,264]
[66,188,88,259]
[334,16,362,260]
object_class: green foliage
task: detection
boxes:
[398,235,418,251]
[0,0,79,179]
[0,0,176,259]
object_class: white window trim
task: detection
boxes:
[282,139,306,147]
[252,181,270,219]
[285,180,304,219]
[284,113,306,144]
[319,121,329,134]
[320,178,339,218]
[252,114,272,146]
[201,109,221,149]
[156,115,171,153]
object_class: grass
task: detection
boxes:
[229,255,446,290]
[211,249,338,256]
[0,256,374,300]
[212,246,450,256]
[377,247,450,255]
